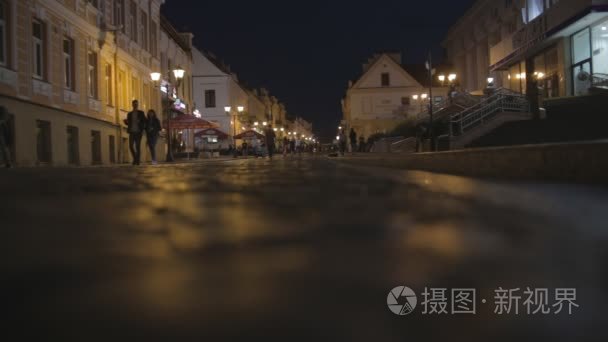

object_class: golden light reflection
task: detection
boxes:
[406,223,464,258]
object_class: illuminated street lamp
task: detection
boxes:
[150,72,161,82]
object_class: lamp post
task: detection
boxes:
[227,105,244,157]
[154,66,185,163]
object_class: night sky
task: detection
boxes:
[162,0,476,140]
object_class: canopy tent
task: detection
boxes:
[234,130,266,140]
[194,127,230,140]
[165,115,217,130]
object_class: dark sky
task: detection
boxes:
[162,0,476,140]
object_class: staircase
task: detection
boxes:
[415,92,482,124]
[449,89,531,149]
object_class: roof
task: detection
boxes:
[402,63,455,88]
[160,15,192,55]
[349,52,454,89]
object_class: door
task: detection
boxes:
[573,62,592,96]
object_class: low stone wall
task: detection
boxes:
[340,141,608,184]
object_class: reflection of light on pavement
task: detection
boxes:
[406,223,464,258]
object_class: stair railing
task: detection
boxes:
[450,88,529,137]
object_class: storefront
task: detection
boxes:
[571,19,608,95]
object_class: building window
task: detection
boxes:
[140,10,148,51]
[150,21,157,56]
[572,28,592,96]
[0,0,9,67]
[114,0,125,33]
[401,97,411,105]
[88,51,98,98]
[32,19,45,79]
[381,73,390,87]
[592,20,608,75]
[36,120,52,164]
[63,38,74,90]
[91,131,102,165]
[109,135,116,163]
[129,1,137,42]
[87,0,98,8]
[527,0,544,22]
[131,76,139,102]
[143,82,149,110]
[105,63,113,105]
[205,89,216,108]
[67,126,79,165]
[119,70,127,109]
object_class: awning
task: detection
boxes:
[234,130,265,140]
[165,115,217,130]
[195,127,230,140]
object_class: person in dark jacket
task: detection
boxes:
[0,106,12,168]
[123,100,147,165]
[265,125,277,160]
[146,109,162,164]
[349,128,357,153]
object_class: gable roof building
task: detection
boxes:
[342,53,449,140]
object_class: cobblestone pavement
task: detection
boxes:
[2,156,608,341]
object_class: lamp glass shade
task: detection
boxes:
[173,68,185,80]
[237,106,244,112]
[224,106,232,112]
[150,72,161,82]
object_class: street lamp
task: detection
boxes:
[162,67,187,162]
[150,72,161,83]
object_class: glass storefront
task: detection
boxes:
[570,20,608,95]
[571,28,592,95]
[592,20,608,75]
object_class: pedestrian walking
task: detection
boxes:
[282,136,289,157]
[339,130,347,156]
[295,137,302,156]
[145,109,162,164]
[349,128,357,153]
[358,136,366,152]
[242,141,248,157]
[289,138,296,156]
[123,100,147,165]
[265,125,277,160]
[0,106,13,168]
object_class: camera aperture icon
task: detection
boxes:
[387,286,417,315]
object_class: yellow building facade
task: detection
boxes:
[0,0,166,166]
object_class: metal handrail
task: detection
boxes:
[591,73,608,88]
[450,88,529,137]
[415,91,480,122]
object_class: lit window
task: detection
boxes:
[88,52,98,98]
[527,0,544,22]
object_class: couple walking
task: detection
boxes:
[123,100,162,165]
